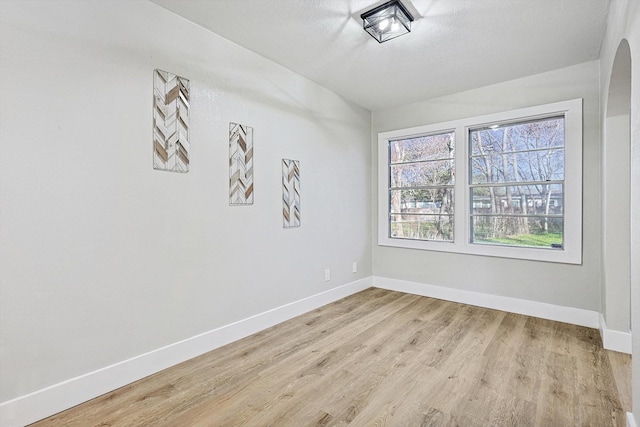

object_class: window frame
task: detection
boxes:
[388,130,456,242]
[377,98,583,264]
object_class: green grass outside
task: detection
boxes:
[392,221,562,248]
[477,232,562,248]
[391,221,452,241]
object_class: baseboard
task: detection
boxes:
[373,276,600,329]
[599,314,633,354]
[629,412,638,427]
[0,277,373,427]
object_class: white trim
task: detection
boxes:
[0,278,373,427]
[377,98,583,264]
[1,276,618,426]
[628,413,638,427]
[373,276,599,328]
[599,314,633,354]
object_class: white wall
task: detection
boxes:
[598,1,640,423]
[372,61,601,312]
[1,0,637,424]
[603,112,631,333]
[0,0,371,406]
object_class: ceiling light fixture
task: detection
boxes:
[361,0,414,43]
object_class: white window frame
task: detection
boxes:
[377,98,583,264]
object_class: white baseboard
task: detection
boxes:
[0,276,627,426]
[0,277,372,427]
[629,412,638,427]
[373,276,600,329]
[599,314,633,354]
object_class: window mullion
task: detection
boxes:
[455,125,468,247]
[469,180,564,188]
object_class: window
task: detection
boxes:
[378,99,582,264]
[389,132,455,241]
[469,117,565,248]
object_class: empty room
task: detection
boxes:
[0,0,638,426]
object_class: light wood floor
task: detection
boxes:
[32,288,631,426]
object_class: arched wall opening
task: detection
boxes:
[603,39,632,340]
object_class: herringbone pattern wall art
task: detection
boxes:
[229,123,254,205]
[282,159,301,228]
[153,69,190,172]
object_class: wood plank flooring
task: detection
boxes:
[31,288,631,426]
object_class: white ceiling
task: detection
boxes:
[149,0,611,111]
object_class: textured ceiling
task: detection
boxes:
[149,0,610,111]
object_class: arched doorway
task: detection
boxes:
[603,39,632,343]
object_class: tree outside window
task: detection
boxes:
[469,117,564,248]
[389,132,455,241]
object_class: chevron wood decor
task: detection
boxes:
[229,123,254,205]
[282,159,301,228]
[153,69,190,172]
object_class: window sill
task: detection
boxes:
[377,235,581,264]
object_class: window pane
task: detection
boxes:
[471,184,563,215]
[388,130,455,244]
[390,214,453,241]
[390,160,455,188]
[469,115,566,250]
[470,149,564,184]
[470,117,564,156]
[390,132,454,163]
[470,215,564,248]
[390,188,454,214]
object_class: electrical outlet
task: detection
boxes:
[324,269,331,282]
[352,262,358,273]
